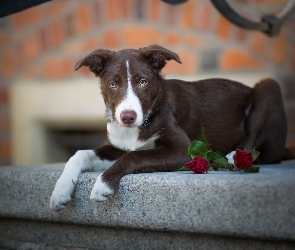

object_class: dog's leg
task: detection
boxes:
[237,79,287,163]
[90,129,191,202]
[50,145,126,211]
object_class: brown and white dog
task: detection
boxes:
[50,45,293,211]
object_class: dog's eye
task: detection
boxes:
[138,79,148,87]
[108,81,117,89]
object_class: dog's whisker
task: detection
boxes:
[143,109,152,127]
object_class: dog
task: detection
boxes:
[50,44,293,211]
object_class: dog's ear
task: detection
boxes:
[139,45,182,72]
[74,49,113,77]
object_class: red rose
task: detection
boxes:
[233,148,253,169]
[184,156,210,174]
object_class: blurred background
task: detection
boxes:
[0,0,294,166]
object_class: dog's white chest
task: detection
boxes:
[107,122,158,151]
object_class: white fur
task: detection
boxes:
[90,173,114,201]
[115,60,143,126]
[226,151,236,164]
[107,121,159,151]
[50,150,115,211]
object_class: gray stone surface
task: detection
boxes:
[0,160,295,249]
[1,219,295,250]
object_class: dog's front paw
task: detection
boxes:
[90,173,114,202]
[50,177,77,211]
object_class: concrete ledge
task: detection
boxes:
[1,161,295,249]
[1,219,295,250]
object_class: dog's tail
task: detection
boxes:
[282,141,295,160]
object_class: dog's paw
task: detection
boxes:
[90,173,114,202]
[226,151,236,164]
[50,177,77,211]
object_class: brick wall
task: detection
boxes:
[0,0,294,165]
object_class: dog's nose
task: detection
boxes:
[120,110,137,125]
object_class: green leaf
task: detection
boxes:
[250,149,260,161]
[178,167,189,171]
[206,151,222,162]
[201,127,211,149]
[215,151,226,159]
[244,166,260,173]
[214,157,229,167]
[188,140,208,157]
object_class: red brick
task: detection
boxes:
[83,38,100,50]
[11,7,43,29]
[197,3,212,30]
[122,26,162,47]
[165,33,182,46]
[48,2,68,15]
[250,32,267,55]
[181,0,196,29]
[216,15,232,39]
[103,30,119,49]
[269,33,288,64]
[148,0,160,22]
[220,49,263,70]
[24,34,39,60]
[44,58,73,79]
[118,0,130,19]
[0,51,15,77]
[107,0,117,20]
[0,139,11,162]
[0,88,9,105]
[64,41,84,55]
[76,5,91,34]
[186,37,207,47]
[51,20,64,47]
[163,51,197,74]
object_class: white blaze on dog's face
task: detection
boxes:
[114,60,144,127]
[99,51,160,128]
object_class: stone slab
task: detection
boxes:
[0,160,295,244]
[1,219,295,250]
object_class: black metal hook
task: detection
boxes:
[210,0,295,37]
[161,0,295,37]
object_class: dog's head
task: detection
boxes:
[75,45,181,128]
